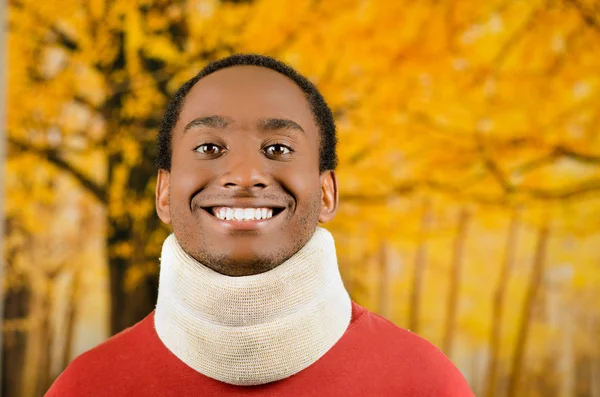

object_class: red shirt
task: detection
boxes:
[47,302,474,396]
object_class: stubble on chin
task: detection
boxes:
[169,191,323,277]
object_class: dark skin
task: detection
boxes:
[156,66,338,276]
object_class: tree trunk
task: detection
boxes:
[1,284,31,397]
[378,242,392,318]
[107,216,158,334]
[106,141,162,335]
[559,316,574,397]
[507,225,550,397]
[485,208,521,397]
[107,214,130,335]
[62,269,81,369]
[107,219,159,335]
[409,199,432,333]
[442,207,470,358]
[22,277,55,397]
[590,314,600,397]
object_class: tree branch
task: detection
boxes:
[493,6,540,66]
[521,179,600,200]
[467,5,540,89]
[341,175,600,206]
[511,153,557,175]
[340,179,507,206]
[11,0,80,51]
[510,145,600,177]
[554,145,600,164]
[566,0,600,33]
[8,137,107,203]
[475,133,514,194]
[340,181,419,202]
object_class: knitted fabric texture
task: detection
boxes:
[154,227,352,386]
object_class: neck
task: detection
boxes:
[154,227,352,386]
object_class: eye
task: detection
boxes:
[264,144,292,156]
[195,143,224,155]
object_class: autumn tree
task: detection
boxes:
[5,0,600,395]
[7,0,257,334]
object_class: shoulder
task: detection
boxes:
[348,302,438,353]
[347,303,474,396]
[46,312,157,396]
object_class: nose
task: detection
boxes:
[218,150,272,189]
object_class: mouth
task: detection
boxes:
[200,205,286,231]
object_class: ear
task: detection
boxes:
[318,170,338,223]
[156,169,172,225]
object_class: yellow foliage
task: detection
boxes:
[5,0,600,394]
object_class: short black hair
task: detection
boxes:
[156,54,338,173]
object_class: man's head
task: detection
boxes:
[155,54,339,276]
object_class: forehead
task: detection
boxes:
[178,66,317,133]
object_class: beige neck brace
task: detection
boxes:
[154,227,352,386]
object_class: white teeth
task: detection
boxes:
[234,208,244,220]
[213,207,277,221]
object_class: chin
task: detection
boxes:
[222,256,279,276]
[194,248,278,276]
[229,251,276,267]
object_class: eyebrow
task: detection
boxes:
[182,116,305,134]
[259,118,305,134]
[183,115,231,133]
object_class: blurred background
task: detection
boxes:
[2,0,600,396]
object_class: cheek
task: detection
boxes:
[282,156,321,199]
[170,159,214,205]
[284,173,322,214]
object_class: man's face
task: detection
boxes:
[156,66,338,276]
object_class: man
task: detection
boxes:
[47,54,474,396]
